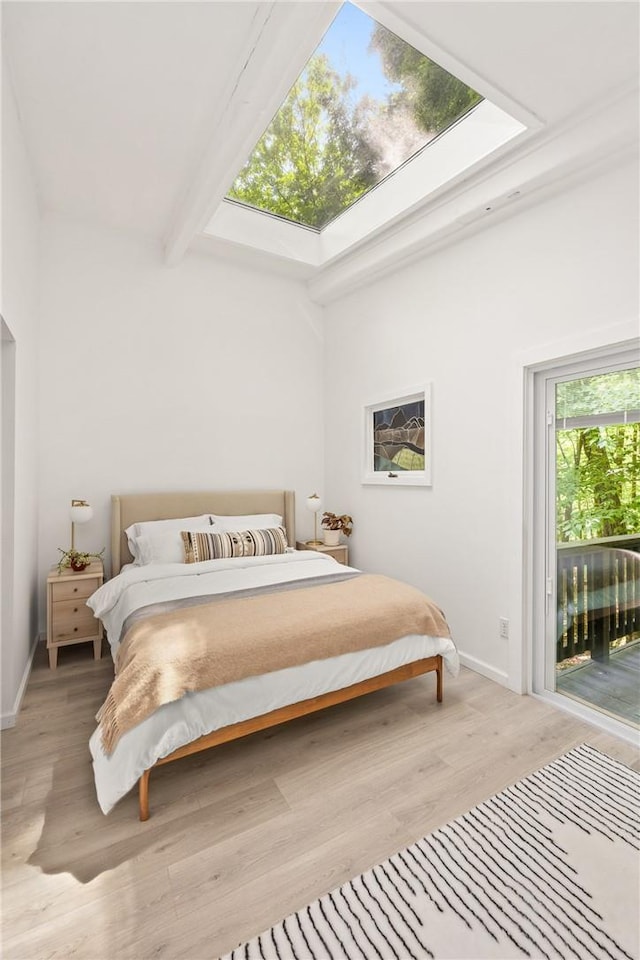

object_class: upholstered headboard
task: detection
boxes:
[111,489,295,575]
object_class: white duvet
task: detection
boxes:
[88,551,459,814]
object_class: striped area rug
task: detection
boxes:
[222,744,639,960]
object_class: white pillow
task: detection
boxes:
[125,514,211,564]
[210,513,283,533]
[133,529,191,566]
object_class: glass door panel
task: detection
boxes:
[552,367,640,727]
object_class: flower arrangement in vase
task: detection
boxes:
[320,512,353,546]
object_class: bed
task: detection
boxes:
[88,490,459,820]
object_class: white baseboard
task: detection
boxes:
[457,650,509,687]
[0,633,41,729]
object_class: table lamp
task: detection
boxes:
[305,493,323,546]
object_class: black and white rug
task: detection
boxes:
[222,744,639,960]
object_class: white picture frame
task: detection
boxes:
[362,385,432,486]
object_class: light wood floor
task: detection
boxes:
[2,641,639,960]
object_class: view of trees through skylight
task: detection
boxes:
[226,3,482,230]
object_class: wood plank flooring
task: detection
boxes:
[2,641,639,960]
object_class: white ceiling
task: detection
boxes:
[4,1,639,291]
[3,1,266,236]
[376,1,640,125]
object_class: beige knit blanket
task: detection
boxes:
[96,574,450,754]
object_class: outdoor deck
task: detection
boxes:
[556,641,640,727]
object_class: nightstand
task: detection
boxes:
[296,541,349,565]
[46,560,104,669]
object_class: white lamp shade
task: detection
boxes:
[305,494,322,514]
[70,501,93,524]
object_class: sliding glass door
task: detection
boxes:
[545,363,639,727]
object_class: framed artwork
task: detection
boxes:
[363,385,431,486]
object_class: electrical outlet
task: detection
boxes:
[499,617,509,639]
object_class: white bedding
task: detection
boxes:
[88,552,459,814]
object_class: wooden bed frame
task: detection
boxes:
[110,490,444,821]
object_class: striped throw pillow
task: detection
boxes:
[181,526,288,563]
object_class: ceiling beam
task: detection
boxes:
[308,86,639,304]
[164,1,339,267]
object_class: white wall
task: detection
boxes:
[323,157,639,690]
[0,51,41,725]
[37,216,325,631]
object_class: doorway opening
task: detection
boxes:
[1,317,17,707]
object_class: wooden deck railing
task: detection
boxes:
[556,535,640,664]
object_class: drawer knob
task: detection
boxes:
[73,627,78,633]
[74,607,78,613]
[73,588,78,593]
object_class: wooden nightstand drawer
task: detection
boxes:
[50,600,97,641]
[51,577,100,602]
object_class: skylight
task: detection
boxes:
[205,6,528,268]
[225,3,482,231]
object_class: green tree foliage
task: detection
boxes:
[228,19,483,228]
[227,55,378,229]
[556,369,640,541]
[369,24,482,133]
